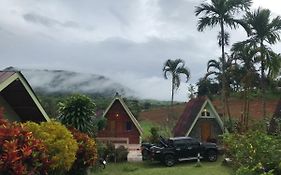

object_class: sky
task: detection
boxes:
[1,0,281,101]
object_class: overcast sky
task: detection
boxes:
[1,0,281,101]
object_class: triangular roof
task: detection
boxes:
[103,95,143,135]
[173,96,224,136]
[0,71,50,122]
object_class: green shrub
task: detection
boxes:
[67,128,98,175]
[115,145,129,162]
[96,141,107,159]
[104,142,116,162]
[149,127,160,143]
[224,130,281,175]
[0,119,51,175]
[100,142,129,162]
[58,94,97,136]
[24,121,78,174]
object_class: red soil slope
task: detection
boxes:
[139,103,186,124]
[139,98,280,125]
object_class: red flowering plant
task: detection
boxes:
[0,115,51,175]
[67,128,98,175]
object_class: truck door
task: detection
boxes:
[173,140,188,159]
[185,139,201,158]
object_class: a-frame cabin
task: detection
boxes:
[0,71,50,122]
[97,94,143,145]
[173,96,225,143]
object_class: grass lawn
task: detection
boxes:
[91,157,233,175]
[139,120,172,139]
[139,121,158,139]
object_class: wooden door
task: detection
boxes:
[201,122,211,142]
[110,120,116,137]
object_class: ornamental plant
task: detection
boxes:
[224,130,281,175]
[58,94,96,136]
[24,121,78,174]
[67,128,98,175]
[0,119,51,175]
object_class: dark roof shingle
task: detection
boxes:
[173,96,207,136]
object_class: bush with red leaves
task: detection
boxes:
[67,128,98,175]
[0,118,51,175]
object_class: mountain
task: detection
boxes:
[4,67,133,97]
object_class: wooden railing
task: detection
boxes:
[96,137,129,145]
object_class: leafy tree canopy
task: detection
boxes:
[58,94,97,136]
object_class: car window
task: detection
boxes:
[187,139,200,146]
[173,140,187,147]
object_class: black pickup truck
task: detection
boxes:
[142,137,218,166]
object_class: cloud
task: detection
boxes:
[22,12,94,31]
[1,0,281,101]
[23,13,60,27]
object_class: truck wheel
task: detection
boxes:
[164,154,175,167]
[207,150,217,162]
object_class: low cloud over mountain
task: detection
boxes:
[4,67,133,97]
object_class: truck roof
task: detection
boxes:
[168,137,192,141]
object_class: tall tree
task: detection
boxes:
[58,94,96,136]
[231,43,259,129]
[163,59,190,106]
[243,8,281,117]
[195,0,252,119]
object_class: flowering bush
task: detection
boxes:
[67,128,98,175]
[0,119,51,175]
[224,130,281,175]
[24,121,78,174]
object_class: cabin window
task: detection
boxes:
[126,121,132,131]
[201,109,210,117]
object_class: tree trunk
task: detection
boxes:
[246,88,250,130]
[243,88,247,127]
[220,21,231,121]
[167,76,175,124]
[171,76,175,107]
[260,42,266,118]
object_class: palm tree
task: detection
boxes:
[163,59,190,106]
[243,8,281,117]
[195,0,252,119]
[205,55,235,116]
[231,42,259,129]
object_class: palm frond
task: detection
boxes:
[225,0,252,13]
[205,71,220,78]
[197,16,220,31]
[176,67,190,82]
[207,59,220,72]
[195,3,218,16]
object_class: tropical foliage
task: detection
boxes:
[24,121,78,174]
[195,0,252,119]
[238,8,281,117]
[67,128,98,175]
[163,59,190,106]
[0,119,51,175]
[97,142,128,163]
[58,94,97,136]
[224,130,281,175]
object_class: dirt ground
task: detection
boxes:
[139,98,281,125]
